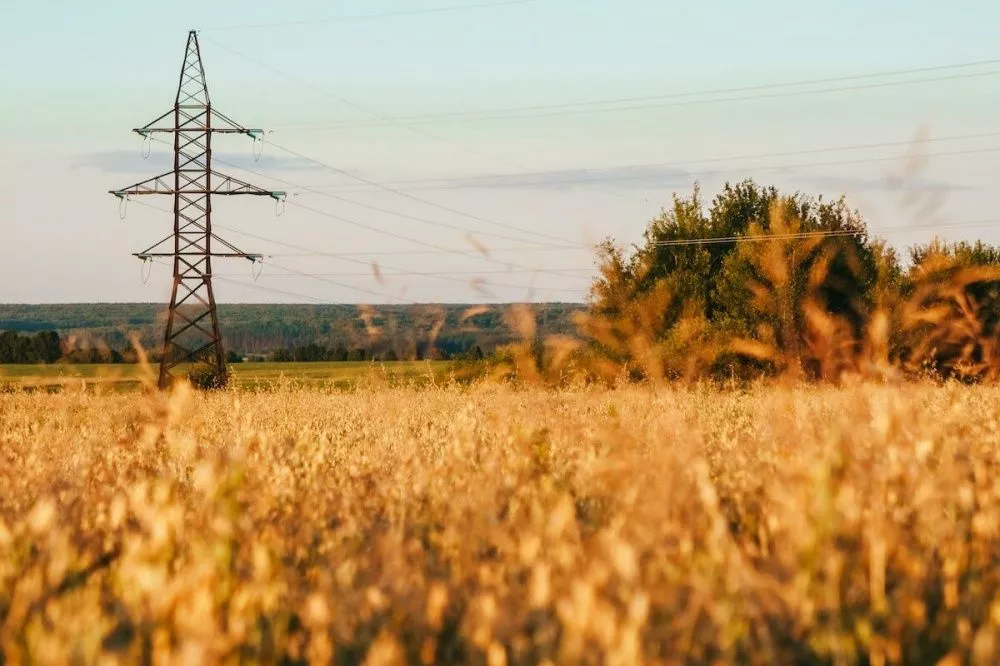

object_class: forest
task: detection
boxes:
[0,303,581,363]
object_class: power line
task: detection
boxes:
[219,210,1000,281]
[212,221,591,295]
[280,56,1000,125]
[214,275,364,304]
[136,204,1000,299]
[128,149,1000,286]
[263,266,589,295]
[260,247,592,256]
[141,258,331,304]
[153,127,578,249]
[301,144,1000,194]
[201,39,1000,239]
[640,218,1000,248]
[148,255,417,304]
[278,67,1000,130]
[270,263,590,294]
[202,0,541,31]
[301,130,1000,192]
[204,22,652,209]
[673,146,1000,184]
[201,33,1000,219]
[214,268,595,277]
[131,198,586,257]
[157,137,598,279]
[211,219,594,277]
[262,139,577,247]
[153,257,506,304]
[282,197,593,280]
[201,34,647,207]
[216,275,586,303]
[646,229,863,247]
[147,133,575,249]
[264,261,414,302]
[135,193,500,266]
[259,166,574,247]
[133,199,1000,254]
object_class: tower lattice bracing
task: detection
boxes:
[111,31,284,389]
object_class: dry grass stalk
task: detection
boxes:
[2,383,1000,663]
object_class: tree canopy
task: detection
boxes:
[584,179,1000,382]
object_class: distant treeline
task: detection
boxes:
[0,328,490,365]
[271,342,485,363]
[0,303,581,362]
[0,331,62,364]
[0,330,134,364]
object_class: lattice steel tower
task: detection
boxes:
[111,30,284,389]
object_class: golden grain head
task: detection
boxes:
[1,380,1000,664]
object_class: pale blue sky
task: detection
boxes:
[2,0,999,303]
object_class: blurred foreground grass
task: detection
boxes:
[2,382,1000,664]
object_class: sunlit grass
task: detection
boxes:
[2,381,999,664]
[0,361,455,391]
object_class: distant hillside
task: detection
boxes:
[0,303,585,359]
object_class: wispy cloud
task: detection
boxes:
[430,164,694,191]
[75,150,316,174]
[793,172,973,193]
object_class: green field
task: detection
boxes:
[0,361,456,391]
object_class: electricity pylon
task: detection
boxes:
[110,30,284,389]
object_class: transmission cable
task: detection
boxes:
[306,129,1000,192]
[203,34,578,221]
[201,34,645,208]
[145,252,414,303]
[213,221,591,295]
[131,191,584,258]
[261,247,592,256]
[213,222,593,278]
[202,34,621,237]
[130,193,588,299]
[214,276,387,304]
[215,268,595,277]
[277,62,1000,129]
[640,218,1000,248]
[146,134,577,250]
[127,191,1000,252]
[262,138,578,246]
[173,142,596,279]
[269,259,587,296]
[308,144,1000,194]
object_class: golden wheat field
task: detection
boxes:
[2,381,1000,665]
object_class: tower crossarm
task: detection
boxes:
[110,171,285,199]
[133,232,263,262]
[134,108,264,137]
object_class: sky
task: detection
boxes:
[1,0,999,304]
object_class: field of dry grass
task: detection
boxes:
[0,361,453,392]
[2,381,1000,664]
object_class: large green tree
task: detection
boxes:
[587,180,888,378]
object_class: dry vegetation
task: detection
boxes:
[2,380,1000,665]
[4,183,1000,664]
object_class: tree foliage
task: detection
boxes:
[586,180,1000,382]
[0,304,582,363]
[0,330,62,364]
